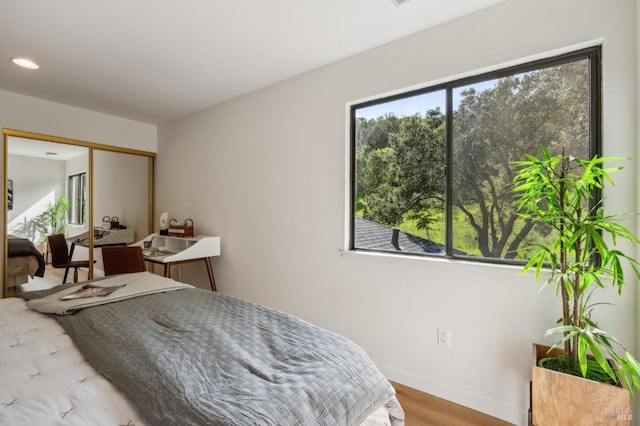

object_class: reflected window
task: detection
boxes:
[68,172,87,225]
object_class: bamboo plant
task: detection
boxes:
[511,146,640,398]
[13,197,69,243]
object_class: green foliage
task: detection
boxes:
[355,59,590,259]
[512,146,640,399]
[46,197,69,235]
[12,197,69,242]
[539,356,616,385]
[357,110,445,229]
[450,62,588,259]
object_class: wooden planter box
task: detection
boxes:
[530,343,631,425]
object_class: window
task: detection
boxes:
[350,47,600,264]
[67,172,87,225]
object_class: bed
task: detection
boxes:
[7,235,46,287]
[0,272,404,425]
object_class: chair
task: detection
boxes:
[102,246,147,276]
[48,233,93,284]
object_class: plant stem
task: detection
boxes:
[558,157,573,369]
[572,207,582,370]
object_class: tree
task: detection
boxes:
[358,109,445,229]
[451,61,589,258]
[354,58,592,259]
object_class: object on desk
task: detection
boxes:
[159,212,169,235]
[102,216,111,229]
[110,216,120,229]
[159,212,169,229]
[143,235,155,249]
[102,216,120,230]
[143,247,177,257]
[168,218,194,237]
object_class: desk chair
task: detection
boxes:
[102,246,147,276]
[48,233,94,283]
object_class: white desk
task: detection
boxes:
[132,234,221,291]
[68,228,135,256]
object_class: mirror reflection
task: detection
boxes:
[71,150,150,275]
[7,137,90,291]
[5,134,153,297]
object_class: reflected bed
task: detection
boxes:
[7,235,45,287]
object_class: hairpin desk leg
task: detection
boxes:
[204,257,217,292]
[151,258,216,292]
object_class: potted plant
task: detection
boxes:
[511,146,640,424]
[43,197,69,235]
[32,197,70,243]
[13,197,70,241]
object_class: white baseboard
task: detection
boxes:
[378,363,527,426]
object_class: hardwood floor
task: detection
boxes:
[7,264,89,297]
[390,381,514,426]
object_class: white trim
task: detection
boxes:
[343,102,352,251]
[379,362,525,425]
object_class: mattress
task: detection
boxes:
[7,256,40,286]
[0,295,403,425]
[6,236,46,289]
[0,296,145,425]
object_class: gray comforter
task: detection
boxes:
[23,286,394,425]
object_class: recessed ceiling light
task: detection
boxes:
[11,57,39,70]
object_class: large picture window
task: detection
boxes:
[350,47,600,264]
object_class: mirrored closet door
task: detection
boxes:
[3,129,155,297]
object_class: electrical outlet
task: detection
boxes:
[437,327,451,347]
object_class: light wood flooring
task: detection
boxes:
[390,381,514,426]
[8,263,88,297]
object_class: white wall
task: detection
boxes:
[0,89,156,152]
[7,154,65,236]
[157,1,637,424]
[8,152,90,242]
[93,150,150,242]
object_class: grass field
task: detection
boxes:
[356,202,553,259]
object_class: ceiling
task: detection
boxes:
[1,0,503,125]
[7,136,87,161]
